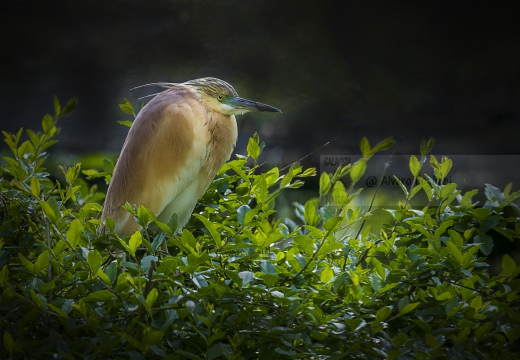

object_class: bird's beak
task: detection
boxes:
[228,97,282,113]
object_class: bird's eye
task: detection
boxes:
[217,94,224,101]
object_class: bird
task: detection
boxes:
[101,77,281,237]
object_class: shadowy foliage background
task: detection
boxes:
[2,1,520,162]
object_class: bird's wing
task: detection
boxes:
[102,89,209,235]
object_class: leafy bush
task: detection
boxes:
[1,98,519,359]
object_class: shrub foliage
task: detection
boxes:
[1,98,519,359]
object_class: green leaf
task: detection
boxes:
[319,172,331,196]
[280,163,298,188]
[316,241,343,258]
[42,114,54,133]
[224,269,243,287]
[506,328,520,344]
[193,274,208,288]
[66,219,84,248]
[445,297,462,318]
[294,235,314,256]
[39,200,58,223]
[34,250,50,274]
[417,176,433,201]
[304,198,320,226]
[332,181,348,207]
[323,216,343,231]
[425,333,438,349]
[501,254,516,276]
[96,269,111,285]
[181,229,197,251]
[446,241,462,264]
[3,331,15,354]
[26,129,39,148]
[194,214,221,246]
[409,184,423,198]
[409,155,421,177]
[146,288,158,309]
[372,137,395,152]
[117,272,135,292]
[53,95,61,116]
[47,303,68,319]
[420,137,435,155]
[157,257,177,276]
[393,176,409,198]
[137,205,153,226]
[484,183,505,203]
[18,253,35,275]
[350,159,366,183]
[475,322,493,342]
[448,229,464,247]
[141,236,153,255]
[247,136,261,161]
[151,232,166,252]
[119,98,135,116]
[474,234,493,256]
[376,306,392,322]
[207,342,231,360]
[254,174,268,203]
[237,204,251,226]
[141,256,155,272]
[398,302,420,316]
[83,290,115,302]
[87,250,102,275]
[454,327,470,344]
[143,330,164,351]
[105,262,118,284]
[129,231,143,257]
[270,290,284,298]
[460,189,478,206]
[378,283,399,294]
[30,289,47,308]
[360,137,371,157]
[461,247,479,268]
[440,183,457,199]
[30,177,41,198]
[371,258,386,279]
[261,260,277,275]
[152,219,173,236]
[262,274,278,287]
[167,212,178,234]
[238,271,254,287]
[433,220,452,240]
[117,120,133,127]
[470,296,482,311]
[439,157,452,179]
[302,167,316,177]
[0,265,8,286]
[61,97,77,116]
[320,265,333,283]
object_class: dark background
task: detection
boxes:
[1,1,519,175]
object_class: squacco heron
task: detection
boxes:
[101,77,281,236]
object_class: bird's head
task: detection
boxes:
[182,77,282,116]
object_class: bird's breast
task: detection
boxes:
[201,112,238,177]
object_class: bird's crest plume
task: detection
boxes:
[131,78,239,101]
